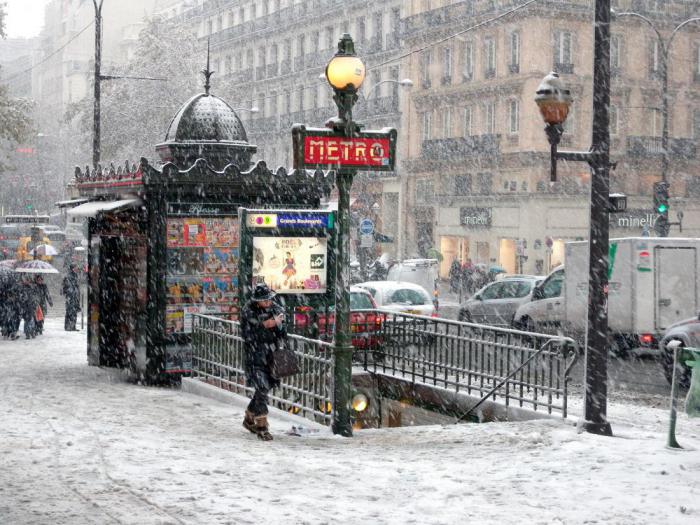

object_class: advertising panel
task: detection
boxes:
[165,214,240,337]
[252,236,327,294]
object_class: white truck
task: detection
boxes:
[513,237,700,354]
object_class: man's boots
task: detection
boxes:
[253,415,273,441]
[242,410,257,434]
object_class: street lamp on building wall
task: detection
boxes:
[535,0,615,437]
[325,34,366,437]
[612,11,700,237]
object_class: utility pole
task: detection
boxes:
[92,0,104,169]
[535,0,614,436]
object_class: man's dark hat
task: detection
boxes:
[251,283,276,302]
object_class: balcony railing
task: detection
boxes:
[421,135,501,160]
[626,136,697,160]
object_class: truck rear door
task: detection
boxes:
[655,246,698,330]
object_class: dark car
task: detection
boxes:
[659,312,700,388]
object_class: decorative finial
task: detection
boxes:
[202,39,214,95]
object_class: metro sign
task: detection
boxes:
[292,125,397,171]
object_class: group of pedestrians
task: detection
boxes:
[449,258,491,296]
[1,275,52,340]
[0,263,81,339]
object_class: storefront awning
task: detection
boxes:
[67,198,144,218]
[55,198,89,208]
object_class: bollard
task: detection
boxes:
[685,349,700,418]
[666,340,683,449]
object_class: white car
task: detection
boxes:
[355,281,436,317]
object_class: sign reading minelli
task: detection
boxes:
[460,207,492,228]
[292,124,397,171]
[610,209,657,229]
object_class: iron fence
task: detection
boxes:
[191,314,334,425]
[356,311,578,417]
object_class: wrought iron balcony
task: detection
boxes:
[626,136,697,159]
[421,135,500,160]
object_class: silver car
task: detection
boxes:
[659,313,700,388]
[458,276,542,327]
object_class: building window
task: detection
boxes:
[485,102,496,134]
[509,31,520,73]
[441,47,452,85]
[455,174,472,195]
[246,49,254,69]
[207,20,213,35]
[421,50,432,88]
[477,173,493,194]
[463,40,474,80]
[326,27,334,49]
[422,112,432,141]
[415,179,434,205]
[297,35,305,57]
[508,99,519,134]
[650,108,662,137]
[442,107,452,137]
[224,55,232,75]
[554,31,573,72]
[373,12,383,47]
[357,16,366,42]
[463,106,473,136]
[695,44,700,80]
[693,109,700,138]
[649,39,660,77]
[484,37,496,78]
[270,91,277,115]
[611,35,622,71]
[610,104,618,136]
[312,31,320,53]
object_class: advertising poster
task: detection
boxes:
[252,236,327,294]
[165,215,240,335]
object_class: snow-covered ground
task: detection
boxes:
[1,319,699,524]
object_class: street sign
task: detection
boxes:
[359,218,374,235]
[360,233,374,248]
[292,125,397,171]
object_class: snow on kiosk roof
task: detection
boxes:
[67,198,143,219]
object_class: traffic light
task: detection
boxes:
[653,181,670,237]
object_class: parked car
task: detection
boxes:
[355,281,436,317]
[659,313,700,388]
[512,266,566,333]
[458,275,543,327]
[386,258,439,300]
[293,286,383,349]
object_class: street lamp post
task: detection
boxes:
[325,34,366,437]
[535,0,614,436]
[612,12,700,237]
[92,0,104,169]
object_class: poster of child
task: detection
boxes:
[167,219,185,247]
[203,280,224,304]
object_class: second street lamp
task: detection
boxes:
[325,34,366,437]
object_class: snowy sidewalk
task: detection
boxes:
[1,319,699,525]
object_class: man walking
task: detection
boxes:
[240,283,286,441]
[61,264,81,331]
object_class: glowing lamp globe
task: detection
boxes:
[325,34,366,92]
[535,71,573,126]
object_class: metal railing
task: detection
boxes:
[357,311,578,418]
[191,314,334,425]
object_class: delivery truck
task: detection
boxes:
[513,237,700,354]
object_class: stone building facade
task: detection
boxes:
[402,0,700,277]
[181,0,408,255]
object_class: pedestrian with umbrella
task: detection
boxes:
[14,260,60,338]
[18,276,39,339]
[34,275,53,335]
[61,263,81,331]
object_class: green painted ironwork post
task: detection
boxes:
[333,169,355,437]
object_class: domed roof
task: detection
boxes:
[164,93,248,143]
